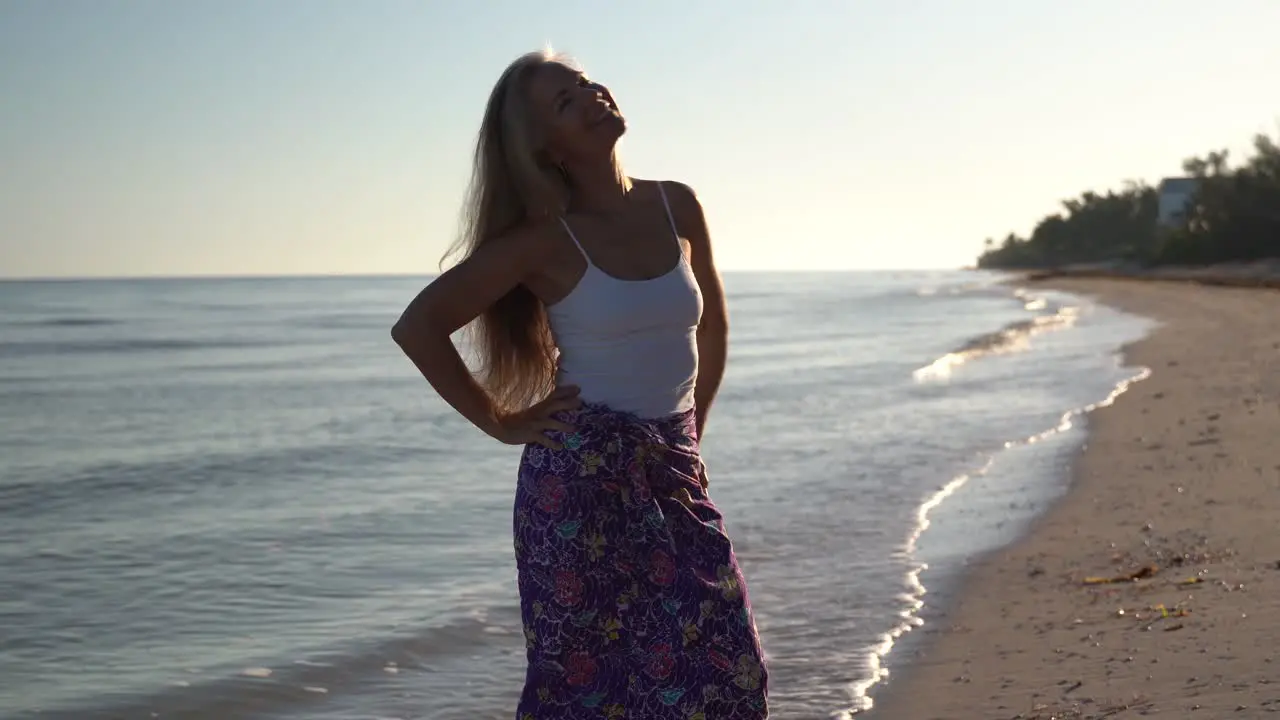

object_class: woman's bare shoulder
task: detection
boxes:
[631,177,700,210]
[631,176,695,195]
[630,179,704,231]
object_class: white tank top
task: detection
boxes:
[546,183,703,419]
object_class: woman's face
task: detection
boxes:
[526,61,625,167]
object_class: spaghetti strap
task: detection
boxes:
[558,217,593,266]
[655,182,684,254]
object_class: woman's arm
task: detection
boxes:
[668,182,729,442]
[390,225,577,447]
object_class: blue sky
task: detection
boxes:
[2,0,1277,278]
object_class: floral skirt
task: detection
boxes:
[513,403,768,719]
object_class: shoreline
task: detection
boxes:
[849,279,1152,715]
[866,277,1280,718]
[1008,260,1280,290]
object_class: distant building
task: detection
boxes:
[1156,177,1199,229]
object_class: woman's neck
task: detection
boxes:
[564,154,633,214]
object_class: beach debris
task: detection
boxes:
[1082,564,1158,585]
[1138,602,1192,631]
[1009,694,1154,719]
[1150,602,1190,618]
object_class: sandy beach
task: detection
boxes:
[869,277,1280,719]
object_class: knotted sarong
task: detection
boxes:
[513,403,769,719]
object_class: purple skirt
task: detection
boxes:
[513,403,769,719]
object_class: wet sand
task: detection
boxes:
[869,278,1280,719]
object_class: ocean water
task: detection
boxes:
[0,271,1152,720]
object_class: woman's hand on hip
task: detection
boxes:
[493,385,582,449]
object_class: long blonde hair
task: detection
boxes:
[441,49,575,413]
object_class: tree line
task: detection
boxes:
[976,129,1280,269]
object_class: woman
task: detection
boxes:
[392,49,769,719]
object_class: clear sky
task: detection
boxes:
[2,0,1277,278]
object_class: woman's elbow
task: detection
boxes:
[390,317,402,339]
[390,314,415,347]
[391,307,441,350]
